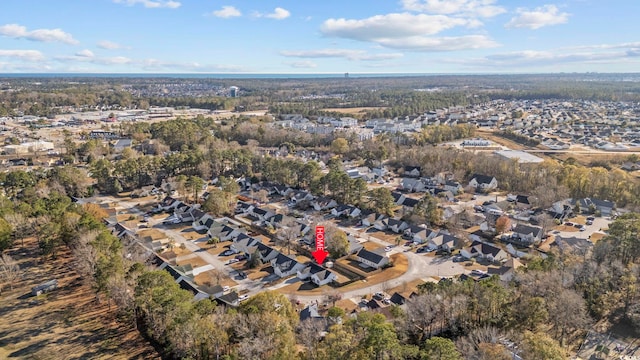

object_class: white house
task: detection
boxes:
[271,253,306,278]
[297,263,337,286]
[461,240,509,262]
[468,174,498,190]
[354,248,389,269]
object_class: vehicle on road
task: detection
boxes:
[417,246,435,253]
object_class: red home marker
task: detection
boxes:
[311,226,329,264]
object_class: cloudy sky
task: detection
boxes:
[0,0,638,73]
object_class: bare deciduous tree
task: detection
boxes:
[0,254,22,291]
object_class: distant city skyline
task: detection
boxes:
[0,0,638,74]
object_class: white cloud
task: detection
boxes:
[97,40,126,50]
[401,0,506,18]
[506,5,569,30]
[281,49,404,61]
[140,58,248,72]
[56,54,132,65]
[454,42,640,69]
[113,0,181,9]
[287,61,317,69]
[212,6,242,18]
[0,24,78,45]
[0,49,45,61]
[75,49,94,57]
[321,13,475,40]
[320,13,497,51]
[265,7,291,20]
[375,35,498,51]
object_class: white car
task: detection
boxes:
[239,294,249,301]
[227,258,239,265]
[222,286,230,292]
[384,246,393,252]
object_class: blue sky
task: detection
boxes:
[0,0,638,73]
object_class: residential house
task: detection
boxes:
[230,236,259,254]
[554,236,593,256]
[289,190,315,206]
[404,166,422,178]
[361,212,385,227]
[192,213,215,232]
[159,196,180,212]
[311,196,338,211]
[331,204,361,218]
[235,201,254,215]
[250,206,276,222]
[347,235,364,254]
[515,195,532,209]
[400,197,420,212]
[487,258,524,281]
[217,291,240,307]
[255,242,280,263]
[354,248,390,269]
[443,181,463,195]
[208,223,244,242]
[406,227,438,244]
[401,178,426,193]
[461,240,509,262]
[387,218,409,234]
[427,233,463,252]
[511,224,544,245]
[299,304,326,324]
[468,174,498,190]
[271,253,307,278]
[549,199,573,220]
[297,263,337,286]
[573,198,616,216]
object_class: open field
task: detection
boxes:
[0,237,159,360]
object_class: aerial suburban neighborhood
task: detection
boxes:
[1,72,640,360]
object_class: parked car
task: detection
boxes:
[235,254,247,261]
[222,286,230,292]
[564,222,574,227]
[237,271,248,279]
[384,246,393,252]
[220,250,235,257]
[452,255,465,262]
[471,269,486,276]
[227,258,239,265]
[373,292,385,300]
[239,294,249,301]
